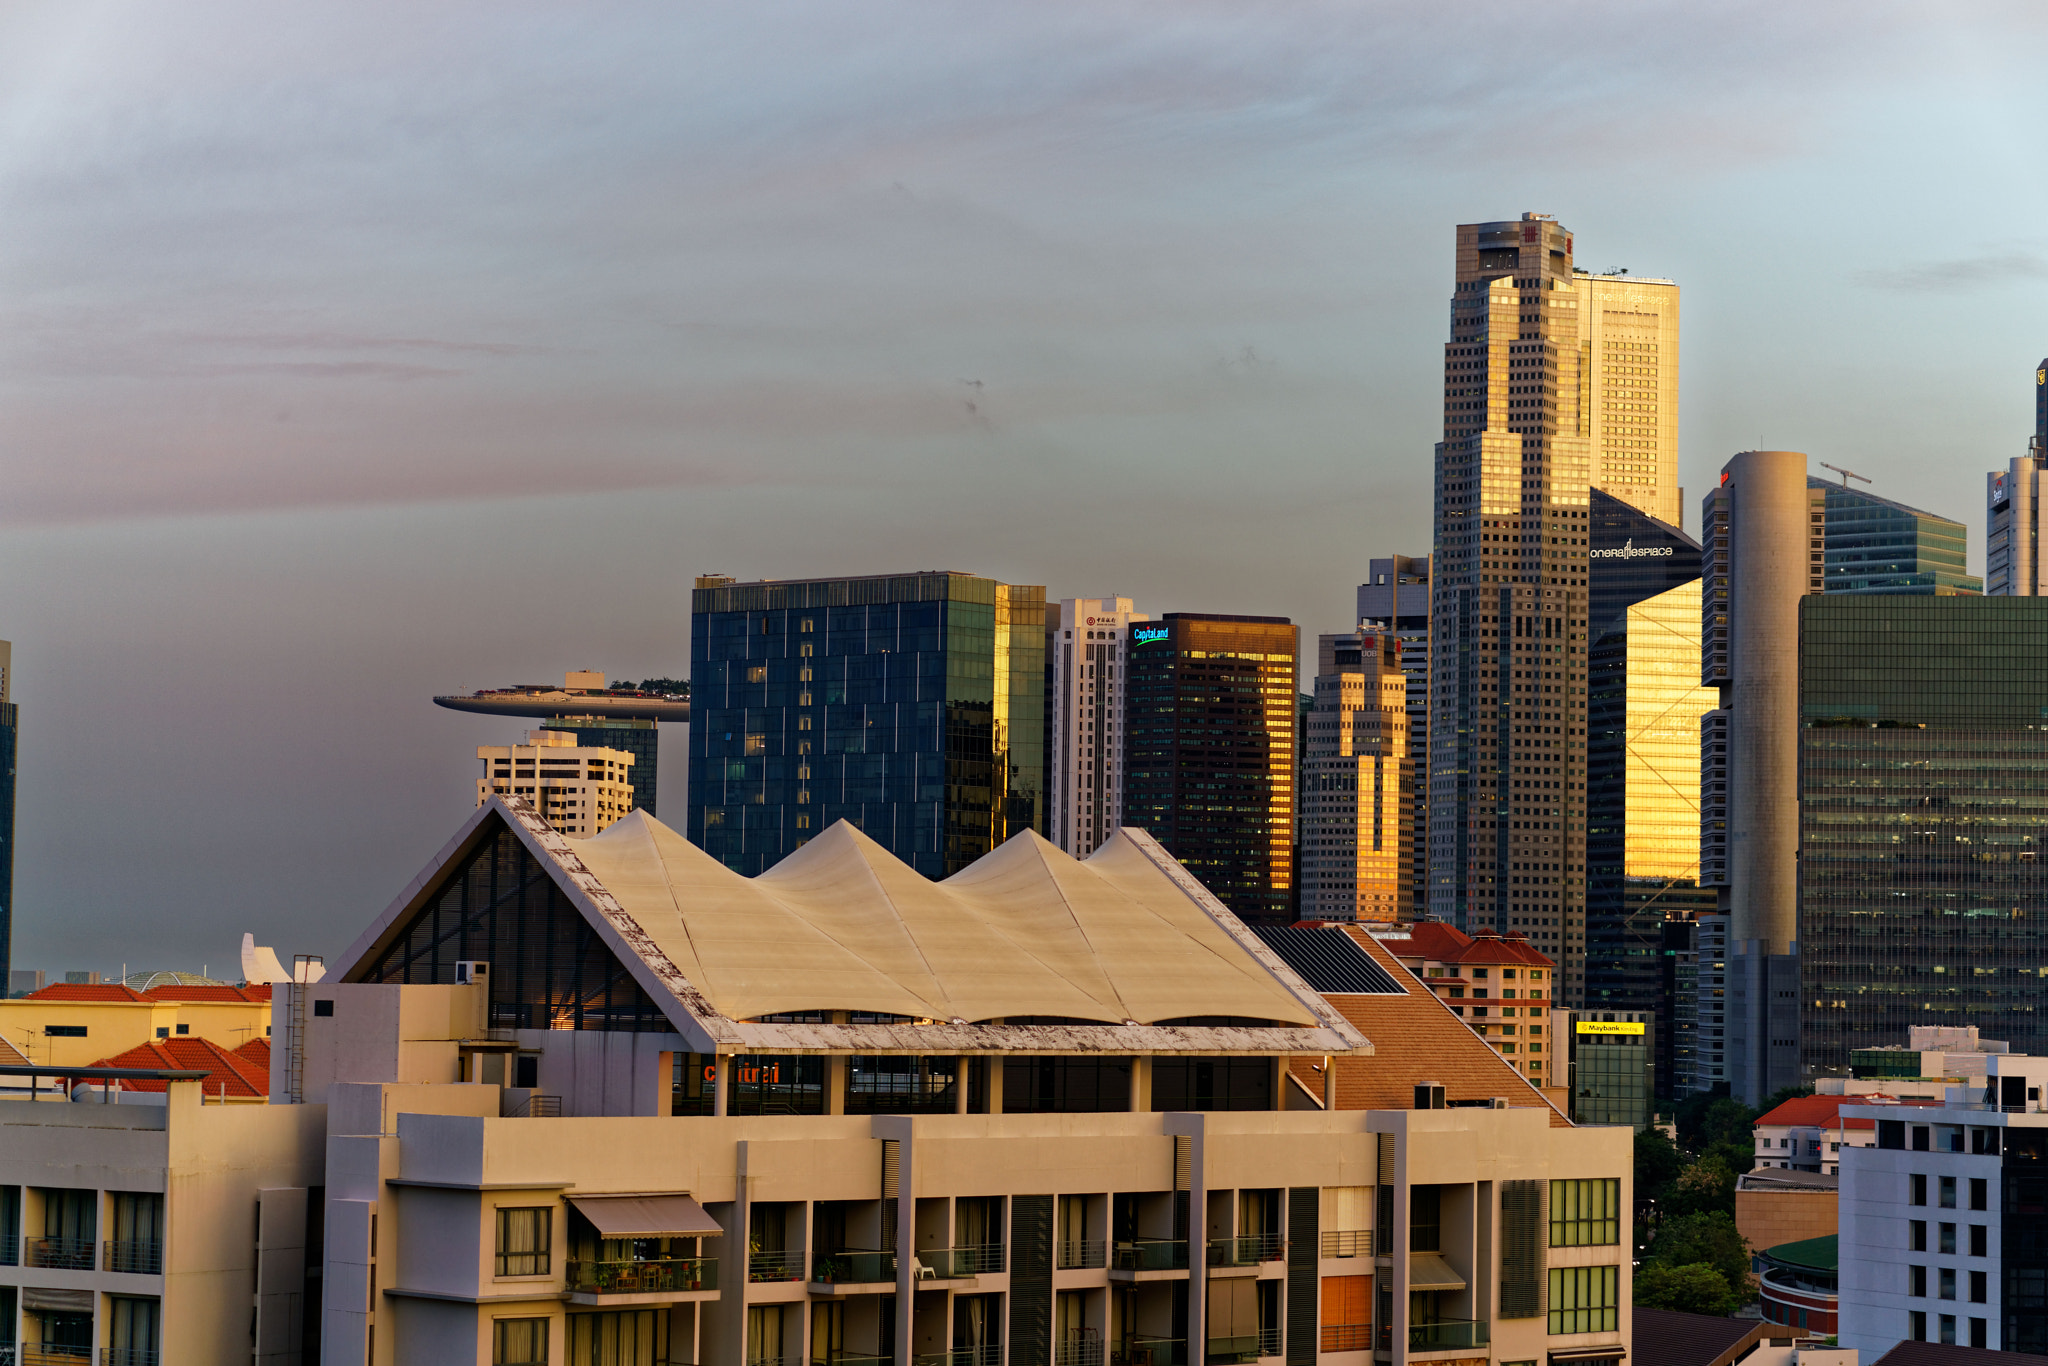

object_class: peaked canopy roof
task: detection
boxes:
[338,799,1364,1057]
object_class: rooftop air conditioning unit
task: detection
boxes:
[456,961,490,986]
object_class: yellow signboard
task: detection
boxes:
[1576,1020,1646,1036]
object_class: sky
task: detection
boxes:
[3,1,2047,976]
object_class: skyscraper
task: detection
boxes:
[1124,613,1299,923]
[1583,491,1717,1014]
[1984,358,2048,597]
[1358,556,1430,913]
[0,642,14,993]
[1800,597,2048,1071]
[1698,451,1815,1104]
[1431,213,1681,1006]
[1812,478,1979,595]
[688,572,1046,877]
[539,716,659,815]
[1298,626,1411,923]
[1576,272,1682,526]
[1047,596,1149,858]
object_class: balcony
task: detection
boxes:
[25,1237,95,1271]
[1319,1324,1370,1353]
[20,1350,93,1366]
[1058,1239,1107,1270]
[1110,1240,1188,1273]
[1056,1339,1104,1366]
[0,1234,14,1265]
[1208,1235,1283,1268]
[813,1355,890,1366]
[921,1244,1004,1278]
[1318,1230,1370,1259]
[104,1240,164,1275]
[917,1348,1001,1366]
[749,1249,805,1282]
[811,1250,896,1284]
[101,1353,161,1366]
[1409,1318,1489,1353]
[567,1256,718,1296]
[1112,1338,1183,1366]
[1206,1330,1280,1364]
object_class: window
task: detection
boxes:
[1939,1268,1956,1300]
[1941,1314,1956,1346]
[1910,1265,1927,1298]
[1971,1225,1987,1257]
[1971,1318,1987,1349]
[1911,1174,1928,1206]
[1911,1221,1927,1252]
[1970,1270,1987,1303]
[496,1207,552,1277]
[1550,1179,1620,1246]
[494,1318,549,1366]
[1971,1178,1988,1211]
[1548,1266,1618,1334]
[1940,1223,1956,1255]
[43,1025,86,1038]
[313,1000,335,1017]
[1910,1311,1926,1342]
[1940,1176,1957,1209]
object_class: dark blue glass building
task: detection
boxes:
[542,716,660,816]
[689,573,1046,878]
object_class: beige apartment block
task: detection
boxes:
[0,982,272,1069]
[475,729,636,837]
[0,1082,325,1363]
[1574,275,1680,527]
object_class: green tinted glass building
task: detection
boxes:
[689,572,1046,878]
[1810,478,1982,596]
[1800,596,2048,1074]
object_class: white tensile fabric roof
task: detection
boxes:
[566,812,1318,1028]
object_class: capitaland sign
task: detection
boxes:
[1575,1020,1646,1035]
[1133,627,1170,643]
[1588,538,1674,560]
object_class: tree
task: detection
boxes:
[1647,1210,1754,1299]
[1636,1127,1685,1230]
[1634,1262,1740,1316]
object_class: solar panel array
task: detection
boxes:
[1250,925,1406,995]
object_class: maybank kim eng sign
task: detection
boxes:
[1575,1020,1646,1035]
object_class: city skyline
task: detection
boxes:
[4,3,2047,967]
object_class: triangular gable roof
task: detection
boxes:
[336,797,1366,1059]
[89,1037,270,1097]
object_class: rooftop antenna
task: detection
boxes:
[1819,462,1871,488]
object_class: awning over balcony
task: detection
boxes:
[569,1194,723,1238]
[1407,1253,1466,1292]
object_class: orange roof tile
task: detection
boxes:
[87,1037,270,1098]
[140,983,270,1004]
[1286,927,1569,1126]
[1398,922,1555,968]
[1756,1094,1943,1128]
[26,983,148,1002]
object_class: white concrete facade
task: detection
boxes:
[476,730,636,837]
[1048,599,1149,859]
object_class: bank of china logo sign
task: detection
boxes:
[1588,538,1673,560]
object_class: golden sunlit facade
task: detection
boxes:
[1623,580,1716,878]
[1577,273,1681,526]
[1300,628,1411,923]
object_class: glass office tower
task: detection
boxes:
[1124,613,1299,924]
[689,573,1046,878]
[542,716,660,816]
[1800,597,2048,1073]
[1585,492,1717,1017]
[1810,478,1981,596]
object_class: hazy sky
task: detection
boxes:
[4,1,2046,975]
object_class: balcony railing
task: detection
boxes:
[749,1249,805,1282]
[25,1237,95,1271]
[568,1256,718,1295]
[1205,1329,1280,1364]
[1409,1319,1489,1353]
[1058,1239,1107,1270]
[104,1239,164,1275]
[811,1250,896,1284]
[922,1243,1004,1278]
[749,1355,805,1366]
[915,1349,1001,1366]
[520,1094,563,1118]
[1208,1234,1283,1267]
[1319,1230,1371,1259]
[21,1349,93,1366]
[101,1351,161,1366]
[813,1354,890,1366]
[1112,1338,1183,1366]
[1111,1239,1187,1272]
[1319,1324,1371,1353]
[1056,1339,1104,1366]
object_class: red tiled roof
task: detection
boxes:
[1286,927,1569,1126]
[1399,921,1555,968]
[140,983,271,1004]
[25,983,148,1002]
[87,1037,270,1098]
[1755,1094,1942,1128]
[234,1036,271,1071]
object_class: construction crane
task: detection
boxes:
[1819,462,1871,488]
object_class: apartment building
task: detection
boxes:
[1838,1053,2048,1358]
[0,981,272,1068]
[1374,923,1554,1088]
[476,729,637,837]
[1048,597,1150,859]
